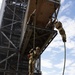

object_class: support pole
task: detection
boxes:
[0,53,16,64]
[16,53,20,75]
[1,21,21,29]
[4,50,9,75]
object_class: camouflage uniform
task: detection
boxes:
[28,47,40,75]
[55,21,66,42]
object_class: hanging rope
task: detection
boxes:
[33,0,38,49]
[62,42,66,75]
[33,12,36,49]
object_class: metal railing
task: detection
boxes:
[48,0,60,4]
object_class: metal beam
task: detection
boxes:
[1,31,17,49]
[8,0,17,50]
[0,69,27,74]
[0,46,17,52]
[0,53,16,64]
[16,53,20,75]
[4,50,9,75]
[6,6,21,20]
[48,0,60,4]
[4,17,18,22]
[1,21,21,29]
[19,0,30,49]
[40,31,57,55]
[21,28,32,55]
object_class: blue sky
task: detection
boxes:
[41,0,75,75]
[0,0,75,75]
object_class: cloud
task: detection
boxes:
[71,63,75,67]
[42,15,75,75]
[41,70,60,75]
[41,59,74,75]
[59,16,75,50]
[61,0,65,4]
[59,1,72,14]
[0,0,2,4]
[0,0,2,9]
[46,15,75,50]
[41,59,53,69]
[54,59,74,73]
[70,49,75,56]
[54,61,63,69]
[66,59,73,67]
[66,61,75,75]
[66,64,75,75]
[42,71,49,75]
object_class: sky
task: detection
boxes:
[41,0,75,75]
[0,0,75,75]
[0,0,2,9]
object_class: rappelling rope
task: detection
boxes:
[62,42,66,75]
[55,21,67,75]
[33,0,38,49]
[33,11,36,49]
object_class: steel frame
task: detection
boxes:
[0,0,60,75]
[0,0,27,75]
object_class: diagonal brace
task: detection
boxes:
[1,31,17,49]
[0,53,16,64]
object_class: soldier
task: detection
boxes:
[45,20,66,42]
[28,47,40,75]
[55,21,66,42]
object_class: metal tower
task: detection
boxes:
[0,0,60,75]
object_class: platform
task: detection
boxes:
[20,0,60,56]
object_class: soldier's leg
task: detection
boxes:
[31,60,36,75]
[29,60,32,75]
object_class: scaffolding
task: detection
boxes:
[0,0,60,75]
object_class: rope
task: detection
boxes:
[33,15,36,49]
[62,42,66,75]
[33,0,38,49]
